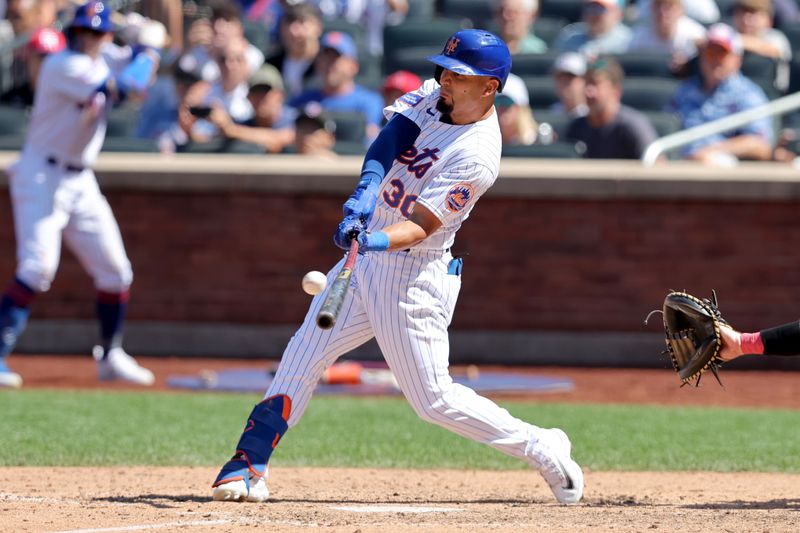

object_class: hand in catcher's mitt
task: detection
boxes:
[648,290,728,387]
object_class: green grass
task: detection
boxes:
[2,389,800,472]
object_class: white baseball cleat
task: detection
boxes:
[527,428,584,504]
[212,475,269,503]
[94,346,155,386]
[0,368,22,388]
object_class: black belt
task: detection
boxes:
[46,156,84,173]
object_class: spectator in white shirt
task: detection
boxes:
[627,0,705,73]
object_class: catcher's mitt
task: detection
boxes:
[650,290,727,387]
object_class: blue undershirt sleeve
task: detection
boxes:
[344,114,421,220]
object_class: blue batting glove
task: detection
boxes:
[356,230,390,253]
[343,171,380,222]
[333,215,365,250]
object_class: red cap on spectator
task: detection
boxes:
[383,70,422,94]
[29,27,66,55]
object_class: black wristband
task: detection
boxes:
[760,320,800,356]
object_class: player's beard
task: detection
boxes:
[435,96,453,119]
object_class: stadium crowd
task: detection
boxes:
[0,0,799,164]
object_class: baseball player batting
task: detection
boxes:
[0,1,163,388]
[212,29,584,504]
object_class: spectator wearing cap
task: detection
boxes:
[550,52,589,118]
[493,0,547,55]
[0,26,64,107]
[733,0,791,92]
[553,0,632,58]
[208,64,297,153]
[667,23,773,165]
[627,0,705,71]
[495,73,538,145]
[381,70,421,107]
[290,31,384,143]
[267,3,323,98]
[566,56,658,159]
[293,107,338,158]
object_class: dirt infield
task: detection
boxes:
[1,467,799,532]
[3,356,800,532]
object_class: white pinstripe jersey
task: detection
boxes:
[367,78,502,251]
[24,44,130,168]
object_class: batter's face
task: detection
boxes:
[436,68,499,124]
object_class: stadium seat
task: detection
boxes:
[532,110,572,140]
[613,52,674,78]
[501,141,580,158]
[0,105,28,135]
[407,0,436,19]
[523,75,560,109]
[621,77,679,111]
[715,0,739,17]
[511,52,560,77]
[741,52,779,92]
[643,111,682,138]
[533,16,569,47]
[383,19,464,75]
[382,46,440,78]
[438,0,493,22]
[243,19,271,55]
[106,104,142,138]
[333,140,368,155]
[326,111,367,144]
[540,0,584,24]
[0,133,25,150]
[779,22,800,54]
[101,136,158,153]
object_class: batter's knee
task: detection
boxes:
[16,263,56,293]
[93,260,133,293]
[407,388,454,426]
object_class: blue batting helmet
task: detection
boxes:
[427,29,512,91]
[70,1,113,33]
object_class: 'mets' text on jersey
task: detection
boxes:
[368,79,502,251]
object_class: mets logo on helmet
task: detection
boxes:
[446,183,475,213]
[445,37,460,55]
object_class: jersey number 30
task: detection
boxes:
[383,179,417,218]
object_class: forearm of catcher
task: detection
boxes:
[759,320,800,356]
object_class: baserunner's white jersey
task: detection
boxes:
[369,78,502,251]
[24,44,130,168]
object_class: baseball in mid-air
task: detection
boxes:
[302,271,327,295]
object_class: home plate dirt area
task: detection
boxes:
[3,357,800,532]
[1,467,799,532]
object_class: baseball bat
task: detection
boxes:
[316,239,359,330]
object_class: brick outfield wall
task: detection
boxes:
[2,188,799,334]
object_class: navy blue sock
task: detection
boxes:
[0,278,35,361]
[96,290,129,358]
